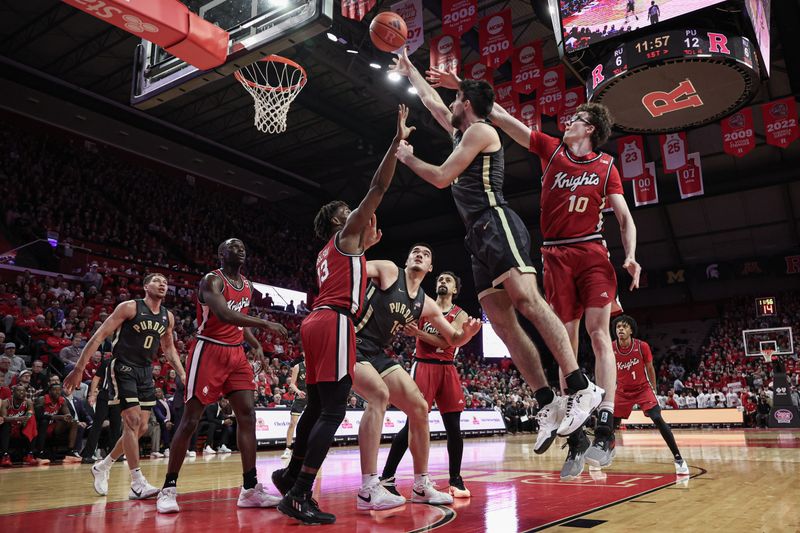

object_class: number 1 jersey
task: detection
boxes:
[313,232,367,317]
[613,338,653,391]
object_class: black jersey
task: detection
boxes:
[354,267,426,358]
[295,361,307,392]
[111,299,169,367]
[450,123,506,227]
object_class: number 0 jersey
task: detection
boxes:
[312,232,367,317]
[415,304,463,362]
[613,338,653,391]
[112,299,169,367]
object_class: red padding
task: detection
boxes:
[165,12,229,71]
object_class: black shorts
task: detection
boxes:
[356,349,402,377]
[107,358,156,411]
[290,398,307,414]
[465,206,537,299]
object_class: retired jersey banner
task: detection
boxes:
[430,34,461,73]
[511,41,543,95]
[518,100,541,132]
[557,87,586,132]
[720,107,756,157]
[495,82,519,118]
[538,65,564,116]
[391,0,423,54]
[463,60,493,85]
[676,152,704,199]
[659,132,688,172]
[441,0,477,37]
[478,10,513,68]
[633,162,659,206]
[341,0,375,21]
[617,135,645,179]
[762,97,799,148]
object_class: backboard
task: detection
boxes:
[741,327,794,358]
[131,0,332,109]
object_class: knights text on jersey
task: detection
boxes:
[196,269,251,345]
[415,304,463,362]
[614,339,653,390]
[530,130,623,245]
[312,233,367,317]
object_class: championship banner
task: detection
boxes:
[478,9,513,68]
[676,152,704,199]
[341,0,375,21]
[430,34,461,73]
[762,97,799,148]
[441,0,478,37]
[511,41,543,95]
[659,131,688,172]
[538,65,564,116]
[557,86,586,132]
[518,100,542,132]
[617,135,645,179]
[633,161,659,206]
[495,82,519,118]
[391,0,424,54]
[463,60,493,85]
[720,107,756,157]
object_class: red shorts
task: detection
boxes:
[411,361,465,413]
[542,240,621,323]
[185,339,255,405]
[301,309,355,384]
[615,385,659,419]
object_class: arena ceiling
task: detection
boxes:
[2,0,800,305]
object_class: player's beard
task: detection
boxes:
[436,285,449,295]
[450,110,463,129]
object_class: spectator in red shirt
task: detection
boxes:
[82,352,102,383]
[666,390,680,409]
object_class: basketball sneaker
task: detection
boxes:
[358,477,406,510]
[129,479,160,500]
[203,445,217,455]
[187,450,197,458]
[560,430,590,481]
[534,395,565,454]
[238,483,281,508]
[91,463,110,496]
[157,487,180,513]
[1,454,12,467]
[675,459,689,475]
[585,433,616,468]
[271,467,296,496]
[379,475,402,497]
[411,477,454,505]
[448,476,471,498]
[218,444,232,453]
[557,379,604,437]
[280,448,291,460]
[278,491,336,525]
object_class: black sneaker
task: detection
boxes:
[560,430,590,480]
[271,468,295,496]
[449,476,466,491]
[277,491,336,525]
[379,476,401,497]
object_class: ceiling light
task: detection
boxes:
[407,86,418,94]
[387,72,401,82]
[369,62,381,69]
[326,32,338,42]
[346,49,358,54]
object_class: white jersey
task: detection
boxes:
[662,133,687,171]
[726,392,740,407]
[685,395,697,409]
[675,395,686,408]
[696,393,708,408]
[620,141,644,177]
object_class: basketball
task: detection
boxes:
[369,12,407,53]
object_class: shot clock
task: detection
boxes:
[756,297,777,318]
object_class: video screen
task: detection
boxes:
[744,0,770,75]
[481,312,511,358]
[558,0,725,53]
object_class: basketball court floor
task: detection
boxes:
[1,429,797,532]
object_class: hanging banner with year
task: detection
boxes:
[557,86,586,132]
[478,10,513,68]
[676,152,704,199]
[633,162,659,206]
[464,60,493,85]
[430,34,461,73]
[518,99,541,132]
[391,0,424,54]
[441,0,477,37]
[511,41,543,95]
[659,131,688,172]
[762,97,799,148]
[538,65,564,116]
[616,135,645,179]
[341,0,375,21]
[720,107,755,157]
[495,82,519,118]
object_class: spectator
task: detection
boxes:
[82,351,102,383]
[0,384,41,466]
[685,391,697,409]
[58,333,83,374]
[34,383,80,462]
[725,388,741,408]
[0,356,13,387]
[62,388,92,459]
[286,300,295,313]
[29,360,48,394]
[200,398,234,454]
[153,388,174,453]
[4,343,25,375]
[666,390,679,409]
[81,263,103,292]
[143,411,163,458]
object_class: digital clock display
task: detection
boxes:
[756,297,776,317]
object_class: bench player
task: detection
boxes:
[281,358,307,461]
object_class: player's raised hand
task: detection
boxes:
[390,47,413,77]
[363,214,382,250]
[395,140,414,163]
[462,316,482,336]
[425,66,461,89]
[623,257,641,290]
[395,104,416,141]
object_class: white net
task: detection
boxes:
[235,56,307,134]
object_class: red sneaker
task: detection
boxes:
[23,454,38,466]
[1,454,12,467]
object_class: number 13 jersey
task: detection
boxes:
[313,232,367,317]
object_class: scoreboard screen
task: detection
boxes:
[755,297,777,318]
[554,0,725,53]
[744,0,770,76]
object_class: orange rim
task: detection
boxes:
[234,54,307,93]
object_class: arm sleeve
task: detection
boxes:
[641,342,653,363]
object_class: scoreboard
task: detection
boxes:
[755,296,777,318]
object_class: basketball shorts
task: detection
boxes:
[464,206,537,300]
[541,240,621,323]
[411,360,464,413]
[185,339,254,406]
[356,346,402,377]
[615,385,659,419]
[290,398,307,414]
[301,308,355,384]
[107,358,156,411]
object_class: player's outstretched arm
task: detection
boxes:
[421,296,480,347]
[161,311,186,383]
[608,193,640,290]
[366,260,400,290]
[63,300,137,394]
[488,102,533,150]
[391,48,453,133]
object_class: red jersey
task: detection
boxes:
[43,394,64,416]
[613,338,653,391]
[415,304,463,362]
[6,398,30,417]
[529,131,623,245]
[196,269,252,345]
[312,233,367,317]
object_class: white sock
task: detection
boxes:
[414,473,429,486]
[361,473,378,488]
[100,454,115,469]
[130,467,144,484]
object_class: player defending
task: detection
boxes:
[281,358,307,460]
[391,49,603,450]
[272,105,413,525]
[64,273,185,500]
[156,239,288,513]
[380,271,476,498]
[613,315,688,474]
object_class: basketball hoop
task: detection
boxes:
[761,348,774,364]
[235,55,307,134]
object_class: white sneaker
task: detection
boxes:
[92,450,103,461]
[203,445,217,455]
[150,451,165,458]
[675,459,689,475]
[411,477,453,505]
[237,483,281,508]
[534,396,565,454]
[157,487,180,513]
[91,463,110,496]
[187,451,197,458]
[557,378,604,437]
[164,448,170,458]
[357,478,406,510]
[129,479,160,500]
[280,448,291,460]
[218,444,232,453]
